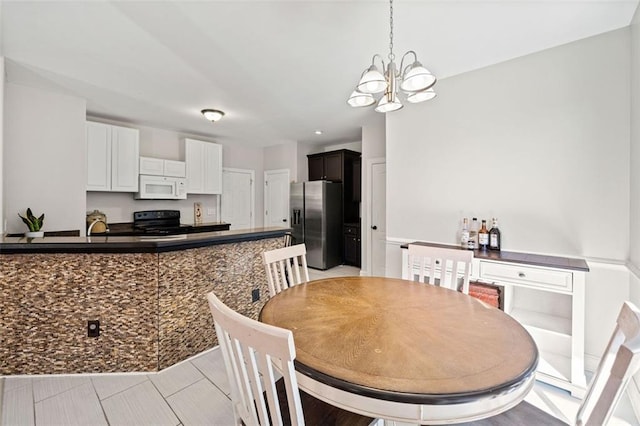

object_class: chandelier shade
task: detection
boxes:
[375,93,403,113]
[347,0,436,113]
[348,90,376,107]
[356,65,387,94]
[406,88,436,103]
[400,61,436,93]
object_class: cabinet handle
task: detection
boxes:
[282,219,287,222]
[518,272,526,278]
[371,225,377,230]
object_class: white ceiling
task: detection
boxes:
[1,0,638,148]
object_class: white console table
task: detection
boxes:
[401,242,589,397]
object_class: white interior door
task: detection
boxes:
[264,169,290,228]
[371,162,386,277]
[221,168,254,230]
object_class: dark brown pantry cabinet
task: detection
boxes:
[307,149,362,265]
[343,223,361,267]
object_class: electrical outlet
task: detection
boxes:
[87,320,100,338]
[251,289,260,303]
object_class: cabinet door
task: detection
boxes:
[308,156,324,180]
[139,157,164,176]
[164,160,186,178]
[353,158,362,202]
[86,122,111,191]
[203,142,222,194]
[186,138,205,193]
[324,152,343,182]
[111,125,139,192]
[186,138,222,194]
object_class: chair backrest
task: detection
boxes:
[576,301,640,426]
[283,232,295,247]
[406,244,473,294]
[207,292,305,426]
[262,244,310,297]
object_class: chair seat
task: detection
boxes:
[452,401,566,426]
[275,378,374,426]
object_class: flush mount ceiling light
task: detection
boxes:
[201,109,225,122]
[347,0,437,113]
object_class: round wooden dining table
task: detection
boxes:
[259,276,538,424]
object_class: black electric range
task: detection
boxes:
[133,210,192,235]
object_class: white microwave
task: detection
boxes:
[135,175,187,200]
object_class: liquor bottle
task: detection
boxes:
[460,218,470,248]
[468,218,479,250]
[478,219,489,250]
[489,218,501,251]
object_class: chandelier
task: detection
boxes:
[347,0,436,113]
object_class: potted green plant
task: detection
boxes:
[19,208,45,238]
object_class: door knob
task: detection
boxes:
[371,225,377,230]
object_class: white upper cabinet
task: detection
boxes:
[139,157,164,176]
[86,121,139,192]
[140,157,186,178]
[86,122,112,190]
[164,160,187,178]
[185,138,222,194]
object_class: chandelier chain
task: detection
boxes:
[388,0,395,62]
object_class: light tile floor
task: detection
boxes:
[1,265,638,425]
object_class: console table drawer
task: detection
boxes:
[479,262,573,292]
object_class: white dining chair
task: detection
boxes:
[262,243,310,297]
[206,291,374,426]
[458,301,640,426]
[406,244,474,294]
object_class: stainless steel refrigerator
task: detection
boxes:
[291,181,342,270]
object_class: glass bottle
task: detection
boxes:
[468,217,479,250]
[460,218,469,248]
[478,219,489,250]
[489,218,501,251]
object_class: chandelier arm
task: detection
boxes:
[399,50,419,75]
[371,53,386,71]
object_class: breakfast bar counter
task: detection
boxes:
[0,227,285,253]
[0,227,290,375]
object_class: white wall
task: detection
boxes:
[86,120,266,227]
[627,4,640,414]
[322,141,362,152]
[264,142,297,179]
[296,142,315,182]
[630,5,640,273]
[4,82,86,234]
[387,28,630,260]
[386,28,631,361]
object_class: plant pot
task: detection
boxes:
[25,231,44,238]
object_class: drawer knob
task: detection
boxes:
[518,272,526,278]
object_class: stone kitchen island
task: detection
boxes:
[0,227,288,375]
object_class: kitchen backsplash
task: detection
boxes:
[86,192,219,224]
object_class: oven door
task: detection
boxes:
[135,175,187,200]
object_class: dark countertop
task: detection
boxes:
[0,227,290,254]
[401,241,589,272]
